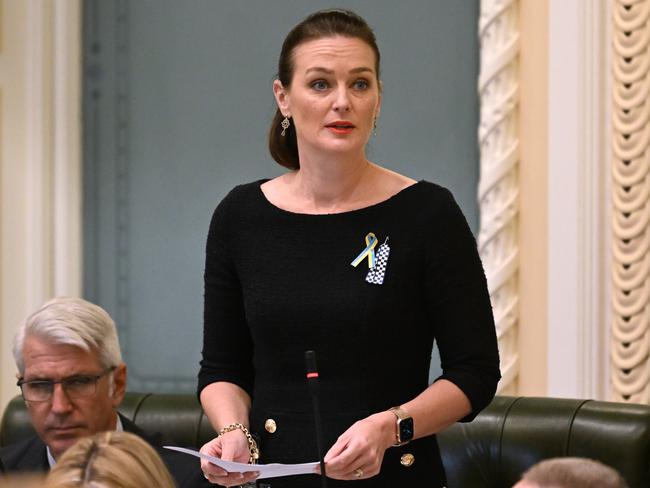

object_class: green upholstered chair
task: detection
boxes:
[2,394,650,487]
[436,396,650,487]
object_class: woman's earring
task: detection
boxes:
[281,115,291,136]
[373,117,378,137]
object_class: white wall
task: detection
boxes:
[0,0,82,411]
[547,0,610,399]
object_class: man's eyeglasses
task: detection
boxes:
[17,367,116,402]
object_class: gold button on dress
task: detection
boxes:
[264,418,277,433]
[400,453,415,467]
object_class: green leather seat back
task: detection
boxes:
[131,393,213,448]
[0,396,35,447]
[437,396,650,488]
[436,395,518,486]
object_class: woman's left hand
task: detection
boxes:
[321,411,395,480]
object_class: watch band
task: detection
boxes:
[389,406,410,421]
[389,406,414,446]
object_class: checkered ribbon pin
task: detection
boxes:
[365,237,390,285]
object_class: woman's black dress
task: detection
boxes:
[198,180,500,487]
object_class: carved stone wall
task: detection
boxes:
[478,0,521,394]
[611,0,650,403]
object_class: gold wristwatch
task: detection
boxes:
[389,406,414,446]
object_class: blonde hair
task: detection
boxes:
[45,431,176,488]
[0,474,47,488]
[521,457,628,488]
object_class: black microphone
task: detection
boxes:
[305,350,328,488]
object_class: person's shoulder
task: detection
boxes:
[208,179,268,226]
[393,180,457,214]
[0,435,48,473]
[120,414,152,441]
[120,413,164,454]
[396,181,473,239]
[221,179,268,205]
[371,164,450,203]
[411,180,453,199]
[158,449,213,488]
[119,414,211,488]
[211,179,268,218]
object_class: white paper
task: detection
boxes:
[163,446,320,479]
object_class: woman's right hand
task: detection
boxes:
[200,430,259,486]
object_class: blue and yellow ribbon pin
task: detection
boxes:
[350,232,378,269]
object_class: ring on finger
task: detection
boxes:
[354,467,364,478]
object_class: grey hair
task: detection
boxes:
[13,296,123,374]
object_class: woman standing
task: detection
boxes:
[198,9,500,487]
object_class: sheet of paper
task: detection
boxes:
[163,446,320,480]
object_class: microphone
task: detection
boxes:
[305,350,328,488]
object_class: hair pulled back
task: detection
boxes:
[268,9,381,170]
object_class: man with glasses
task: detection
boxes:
[0,297,209,487]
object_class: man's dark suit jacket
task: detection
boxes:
[0,413,210,488]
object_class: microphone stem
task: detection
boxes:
[308,381,327,487]
[305,350,328,488]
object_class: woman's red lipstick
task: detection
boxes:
[325,120,355,134]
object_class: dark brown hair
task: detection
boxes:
[268,9,381,170]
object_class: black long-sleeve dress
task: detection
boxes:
[198,179,500,487]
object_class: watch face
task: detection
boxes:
[398,417,414,442]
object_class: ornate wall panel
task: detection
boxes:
[611,0,650,403]
[478,0,521,394]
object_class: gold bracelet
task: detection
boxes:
[218,422,260,464]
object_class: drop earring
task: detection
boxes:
[373,117,378,137]
[281,115,291,136]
